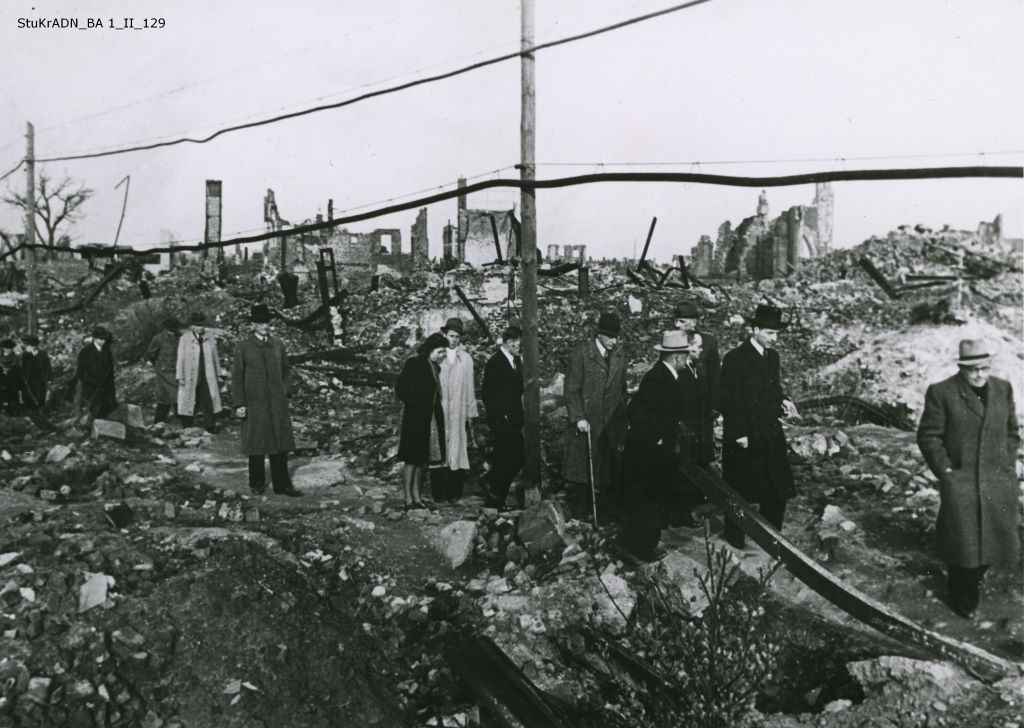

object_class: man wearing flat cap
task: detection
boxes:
[917,339,1020,618]
[146,317,181,424]
[177,311,222,432]
[562,311,629,516]
[74,326,118,420]
[719,304,798,549]
[20,334,52,413]
[232,304,302,497]
[432,317,478,504]
[619,330,691,561]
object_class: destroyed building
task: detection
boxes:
[690,183,834,279]
[446,177,519,266]
[262,189,429,284]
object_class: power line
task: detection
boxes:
[0,160,25,184]
[4,164,1017,261]
[532,149,1024,167]
[37,0,716,163]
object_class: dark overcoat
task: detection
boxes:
[720,339,795,502]
[21,351,52,409]
[0,361,26,414]
[482,350,524,430]
[562,339,628,484]
[395,355,445,466]
[694,330,722,412]
[623,362,685,529]
[231,335,295,456]
[145,330,179,405]
[917,373,1020,568]
[679,362,715,467]
[75,343,117,418]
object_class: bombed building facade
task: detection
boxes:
[690,183,834,279]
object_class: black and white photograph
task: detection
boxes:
[1,1,1022,726]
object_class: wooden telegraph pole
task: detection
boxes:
[25,122,38,335]
[520,0,541,505]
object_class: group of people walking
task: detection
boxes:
[0,335,53,416]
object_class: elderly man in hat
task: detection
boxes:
[0,339,27,416]
[481,324,525,510]
[74,326,118,419]
[20,334,52,412]
[146,317,182,424]
[176,311,222,432]
[563,311,629,517]
[673,300,721,412]
[619,330,691,561]
[719,304,798,550]
[232,303,302,497]
[917,339,1020,618]
[432,316,478,504]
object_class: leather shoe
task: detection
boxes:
[250,487,266,496]
[274,488,304,498]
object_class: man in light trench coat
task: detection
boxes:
[433,317,478,503]
[176,311,222,432]
[917,338,1020,618]
[232,304,303,497]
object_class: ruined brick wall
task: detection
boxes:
[689,235,715,276]
[813,182,834,253]
[411,208,429,269]
[459,209,514,267]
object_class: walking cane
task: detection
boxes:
[585,429,598,526]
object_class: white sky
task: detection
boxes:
[1,0,1021,263]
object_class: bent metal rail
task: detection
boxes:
[678,460,1021,681]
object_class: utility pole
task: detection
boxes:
[25,122,37,335]
[520,0,541,505]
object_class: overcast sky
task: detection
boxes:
[1,0,1021,263]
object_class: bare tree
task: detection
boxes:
[3,171,93,249]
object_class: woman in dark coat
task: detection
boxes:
[396,332,448,510]
[74,326,118,419]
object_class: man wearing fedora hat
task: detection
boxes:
[176,311,223,432]
[232,303,303,497]
[673,300,721,413]
[20,334,52,413]
[146,317,182,424]
[719,304,798,550]
[619,330,691,561]
[432,317,478,504]
[562,311,629,517]
[917,339,1020,618]
[73,326,118,420]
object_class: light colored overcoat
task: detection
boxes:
[176,328,222,416]
[439,347,478,470]
[917,373,1020,568]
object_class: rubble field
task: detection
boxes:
[1,225,1022,727]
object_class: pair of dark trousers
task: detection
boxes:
[723,499,787,548]
[154,403,172,423]
[179,371,215,430]
[249,452,292,492]
[485,423,524,506]
[430,468,467,503]
[948,564,989,616]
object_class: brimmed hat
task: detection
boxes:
[441,317,465,335]
[91,326,111,341]
[745,304,789,331]
[957,339,991,367]
[654,330,690,353]
[672,301,702,320]
[249,304,272,324]
[21,335,39,346]
[188,311,206,325]
[597,312,621,337]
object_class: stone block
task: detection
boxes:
[291,457,350,489]
[92,419,126,441]
[516,501,566,558]
[125,404,145,429]
[438,520,477,568]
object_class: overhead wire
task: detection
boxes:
[531,149,1024,167]
[0,160,25,184]
[37,0,716,163]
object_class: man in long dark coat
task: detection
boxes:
[562,312,629,516]
[619,331,690,561]
[481,325,524,510]
[720,305,797,549]
[20,335,52,412]
[673,300,721,412]
[0,339,26,416]
[671,331,714,527]
[145,317,181,424]
[74,326,118,419]
[917,339,1020,618]
[232,304,302,497]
